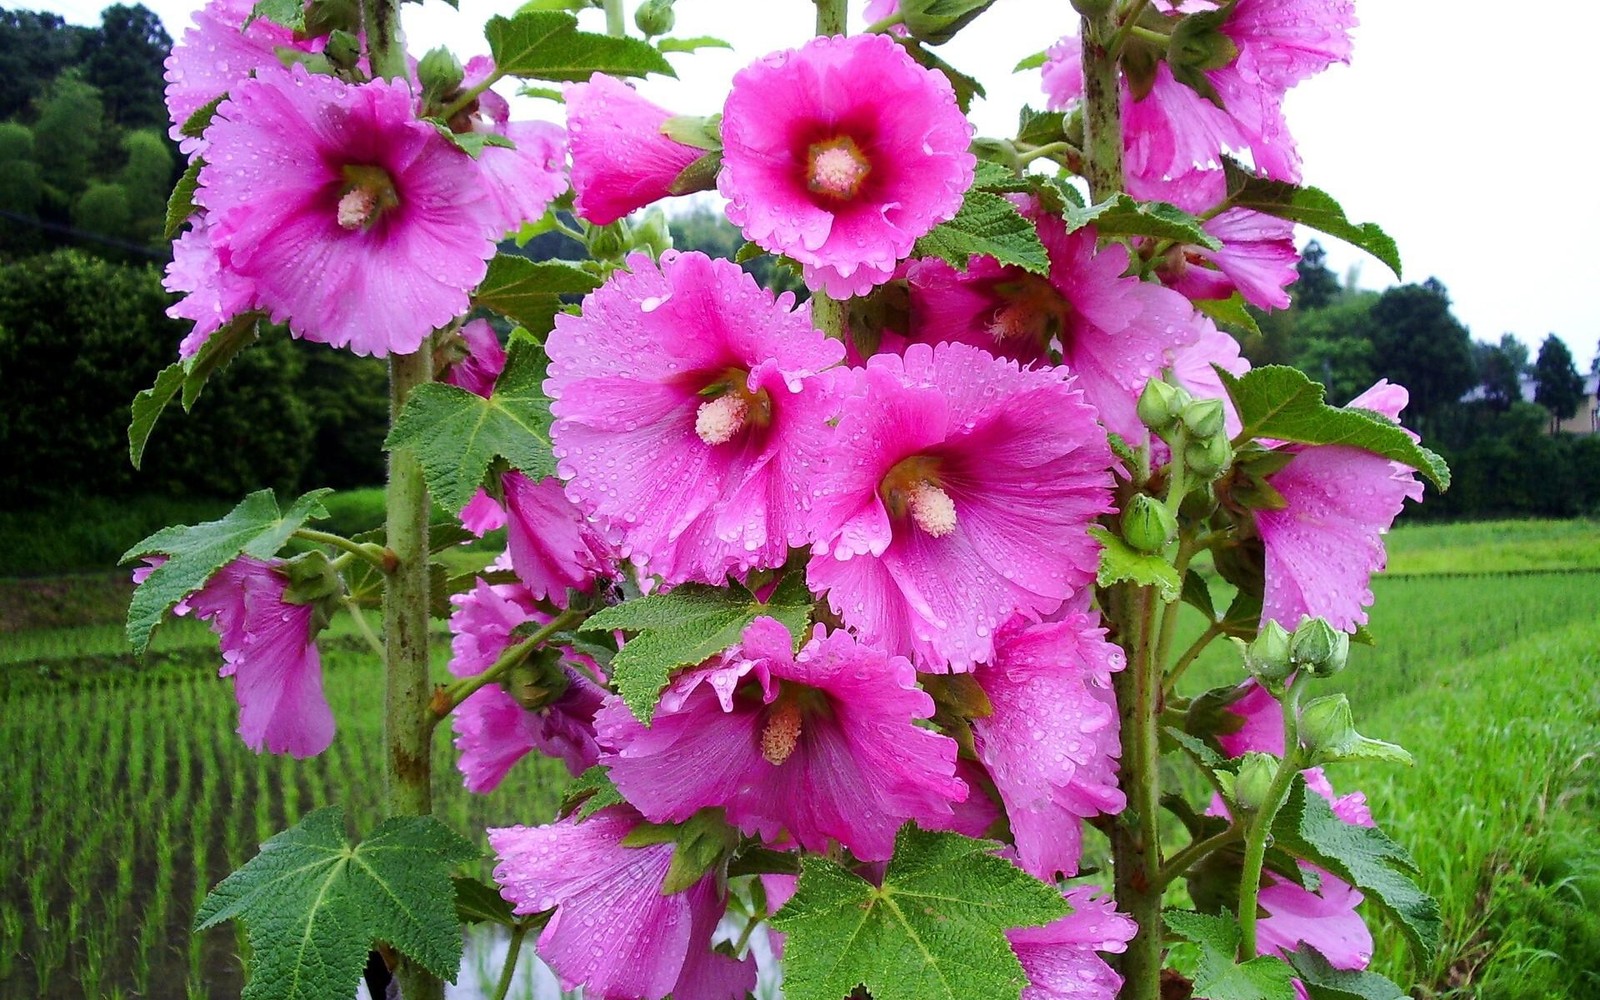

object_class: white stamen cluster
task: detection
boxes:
[336,188,377,230]
[695,394,748,445]
[907,482,957,538]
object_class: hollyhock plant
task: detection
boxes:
[904,211,1201,442]
[546,250,845,584]
[807,341,1114,671]
[1170,315,1251,437]
[195,62,501,356]
[489,806,755,1000]
[1256,381,1425,631]
[460,57,569,234]
[164,215,258,358]
[1007,887,1138,1000]
[597,617,965,861]
[565,72,703,225]
[719,32,974,297]
[163,0,306,153]
[971,615,1126,880]
[185,556,335,758]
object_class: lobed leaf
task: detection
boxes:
[1286,945,1407,1000]
[473,254,600,334]
[486,11,674,82]
[912,190,1049,275]
[1222,159,1401,278]
[1090,526,1181,602]
[1164,910,1298,1000]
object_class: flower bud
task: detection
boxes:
[1298,694,1357,760]
[1243,620,1293,683]
[1122,494,1178,554]
[1137,378,1187,432]
[1184,434,1232,478]
[632,206,674,257]
[634,0,676,38]
[417,46,465,107]
[1290,617,1349,677]
[1232,752,1279,812]
[587,221,627,260]
[1180,398,1227,440]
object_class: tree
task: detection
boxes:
[1471,333,1527,413]
[0,122,41,222]
[80,4,172,130]
[1289,290,1378,404]
[0,10,90,121]
[118,129,176,240]
[1367,277,1476,434]
[1532,333,1585,429]
[1293,239,1340,310]
[72,181,132,239]
[31,70,106,207]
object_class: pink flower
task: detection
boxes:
[1170,315,1250,437]
[186,556,334,758]
[163,0,306,153]
[442,318,505,399]
[489,807,754,1000]
[1257,382,1425,631]
[971,616,1126,879]
[862,0,908,34]
[501,471,613,604]
[720,33,974,297]
[197,63,500,356]
[597,618,965,861]
[461,58,569,234]
[564,73,703,225]
[905,212,1202,442]
[806,341,1114,671]
[547,251,845,584]
[1007,887,1137,1000]
[163,215,258,358]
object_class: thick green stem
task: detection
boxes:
[1237,686,1304,959]
[603,0,626,37]
[1080,7,1125,201]
[1109,584,1164,999]
[361,0,408,81]
[293,528,391,570]
[814,0,847,36]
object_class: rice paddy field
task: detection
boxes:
[1,515,1598,998]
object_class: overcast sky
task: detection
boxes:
[26,0,1600,367]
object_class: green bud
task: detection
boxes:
[503,648,569,712]
[633,206,674,256]
[281,549,342,605]
[1180,397,1226,440]
[324,30,363,73]
[1233,752,1279,812]
[1298,694,1357,759]
[587,221,627,260]
[1179,482,1218,519]
[1243,620,1293,683]
[634,0,676,38]
[417,46,464,107]
[1121,494,1178,554]
[1290,617,1349,677]
[1136,378,1186,432]
[1184,434,1232,479]
[1068,0,1115,16]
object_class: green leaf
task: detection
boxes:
[251,0,305,30]
[1165,725,1228,772]
[656,35,732,53]
[180,95,225,140]
[123,489,331,654]
[164,157,203,240]
[668,149,722,196]
[486,11,675,82]
[659,114,722,151]
[1089,526,1181,602]
[1270,777,1441,958]
[1218,365,1451,489]
[582,573,814,722]
[473,254,600,332]
[1223,160,1401,277]
[1013,50,1047,72]
[900,0,999,46]
[563,764,627,820]
[194,808,476,1000]
[1285,945,1407,1000]
[971,159,1027,192]
[772,825,1069,1000]
[1196,293,1263,339]
[453,876,517,927]
[1064,192,1221,250]
[1182,569,1219,621]
[425,119,515,158]
[385,337,556,511]
[128,363,185,471]
[1016,104,1068,146]
[912,190,1048,275]
[1164,910,1298,1000]
[128,315,261,469]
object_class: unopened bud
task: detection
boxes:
[1184,434,1232,478]
[587,222,627,260]
[1181,398,1227,440]
[1290,617,1349,677]
[634,0,676,37]
[633,206,674,256]
[1233,752,1279,812]
[417,46,464,106]
[1122,494,1178,554]
[1137,378,1187,432]
[324,29,362,72]
[1243,620,1293,683]
[1298,694,1357,759]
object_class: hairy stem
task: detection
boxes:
[603,0,625,37]
[1237,685,1304,959]
[490,925,528,1000]
[1109,584,1164,999]
[1080,5,1125,201]
[431,609,585,723]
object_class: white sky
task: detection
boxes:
[25,0,1600,367]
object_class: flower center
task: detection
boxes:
[879,455,958,538]
[806,136,872,201]
[694,369,773,446]
[987,275,1070,347]
[337,164,400,231]
[760,698,803,766]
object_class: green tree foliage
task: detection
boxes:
[72,180,132,239]
[117,128,175,238]
[1472,334,1527,413]
[1288,291,1378,405]
[1293,239,1341,311]
[1532,333,1585,425]
[0,10,91,121]
[0,121,41,228]
[31,70,106,207]
[80,4,171,130]
[668,204,806,296]
[1366,278,1476,434]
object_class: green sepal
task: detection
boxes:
[1013,49,1047,71]
[250,0,306,30]
[485,10,675,82]
[562,764,627,821]
[164,157,204,240]
[1181,569,1219,621]
[1016,104,1068,146]
[659,113,722,151]
[898,0,999,45]
[912,189,1049,275]
[1286,945,1408,1000]
[668,149,722,196]
[1195,293,1263,339]
[453,876,518,928]
[655,35,733,53]
[180,95,225,140]
[425,119,515,158]
[1090,526,1181,602]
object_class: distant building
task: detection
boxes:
[1462,373,1599,434]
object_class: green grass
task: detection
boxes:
[1384,518,1600,576]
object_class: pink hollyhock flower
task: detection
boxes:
[1007,886,1137,1000]
[806,341,1114,671]
[163,215,258,358]
[442,318,506,399]
[1170,316,1250,437]
[720,32,974,297]
[564,72,703,225]
[905,212,1201,442]
[862,0,908,34]
[460,57,569,234]
[971,616,1126,880]
[547,251,845,584]
[197,63,500,357]
[1257,381,1425,631]
[489,806,754,1000]
[163,0,306,153]
[186,556,334,758]
[503,470,614,604]
[597,618,965,861]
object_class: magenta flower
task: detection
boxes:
[163,215,258,358]
[720,32,974,297]
[1007,887,1137,1000]
[489,807,754,1000]
[502,470,613,604]
[442,318,506,399]
[565,72,703,225]
[1257,382,1425,631]
[547,251,845,584]
[807,341,1114,671]
[597,618,965,861]
[186,556,334,758]
[905,211,1202,442]
[163,0,305,153]
[971,615,1126,879]
[197,63,500,356]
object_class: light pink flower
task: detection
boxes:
[1257,382,1425,631]
[163,215,258,358]
[198,63,500,356]
[461,58,570,234]
[489,807,754,1000]
[547,251,844,584]
[565,72,702,225]
[187,556,334,758]
[862,0,908,34]
[720,32,974,297]
[163,0,305,153]
[597,618,965,861]
[806,341,1114,671]
[1007,887,1137,1000]
[971,616,1126,880]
